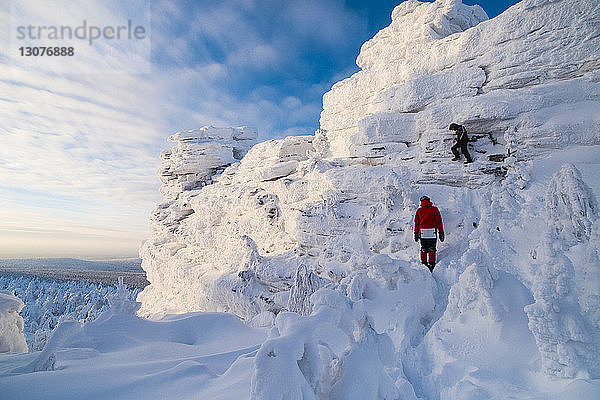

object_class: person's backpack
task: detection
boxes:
[458,126,468,142]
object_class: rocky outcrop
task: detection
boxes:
[159,126,257,200]
[139,0,600,318]
[139,1,600,392]
[321,0,600,187]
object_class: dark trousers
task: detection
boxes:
[451,141,472,162]
[420,238,437,271]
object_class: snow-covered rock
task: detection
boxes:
[159,126,257,200]
[134,0,600,398]
[0,291,28,353]
[546,163,598,246]
[321,0,600,188]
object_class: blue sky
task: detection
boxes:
[0,0,520,258]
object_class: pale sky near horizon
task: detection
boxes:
[0,0,520,259]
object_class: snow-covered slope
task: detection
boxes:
[0,283,266,400]
[2,0,599,399]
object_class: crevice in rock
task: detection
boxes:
[476,65,491,94]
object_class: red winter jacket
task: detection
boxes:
[414,199,444,235]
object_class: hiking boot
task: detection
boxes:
[451,156,460,161]
[464,159,473,164]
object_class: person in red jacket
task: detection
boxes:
[414,195,445,272]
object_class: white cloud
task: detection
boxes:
[1,0,164,257]
[0,0,368,258]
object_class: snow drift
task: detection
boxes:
[0,281,266,400]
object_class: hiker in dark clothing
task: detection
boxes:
[414,196,445,272]
[449,123,473,164]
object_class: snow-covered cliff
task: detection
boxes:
[322,0,600,187]
[138,0,600,398]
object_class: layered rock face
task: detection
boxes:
[139,0,600,393]
[321,0,600,187]
[158,126,257,200]
[138,127,419,319]
[140,0,599,317]
[139,126,259,317]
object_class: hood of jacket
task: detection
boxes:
[420,199,433,207]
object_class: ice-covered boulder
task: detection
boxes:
[0,290,28,353]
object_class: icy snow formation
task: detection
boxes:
[135,0,600,398]
[0,291,28,353]
[546,163,598,246]
[524,165,600,379]
[158,126,257,200]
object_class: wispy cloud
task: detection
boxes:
[150,0,370,136]
[0,0,382,258]
[1,1,164,257]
